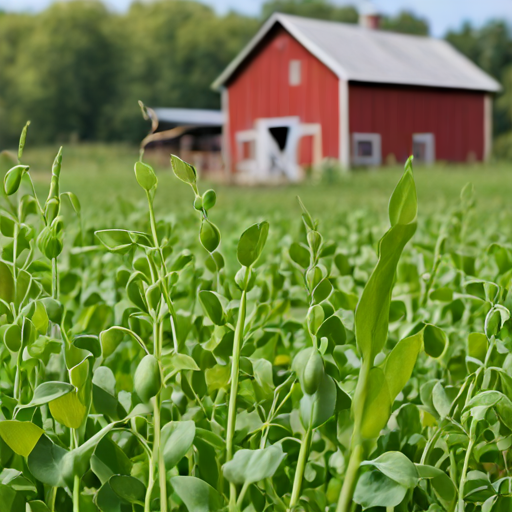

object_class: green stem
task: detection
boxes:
[336,443,364,512]
[72,429,80,512]
[154,391,167,512]
[289,426,312,510]
[237,481,250,508]
[48,486,57,512]
[457,421,476,512]
[336,360,371,512]
[14,347,23,401]
[227,288,247,509]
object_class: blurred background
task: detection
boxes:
[0,0,511,224]
[0,0,509,152]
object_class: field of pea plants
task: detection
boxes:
[1,119,512,512]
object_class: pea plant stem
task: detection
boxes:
[226,287,248,509]
[457,421,476,512]
[336,360,371,512]
[289,426,312,510]
[72,429,80,512]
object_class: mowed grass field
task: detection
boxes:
[21,143,512,233]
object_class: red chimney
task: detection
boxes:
[359,2,381,30]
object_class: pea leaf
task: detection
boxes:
[384,331,422,402]
[109,475,146,504]
[0,421,44,457]
[199,290,227,325]
[360,367,392,439]
[161,421,196,470]
[423,324,447,358]
[171,155,197,186]
[22,381,75,408]
[134,161,157,191]
[361,451,419,488]
[355,163,417,363]
[354,470,408,509]
[222,444,285,485]
[170,476,225,512]
[237,221,270,267]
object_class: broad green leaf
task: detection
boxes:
[3,324,21,352]
[161,421,196,470]
[27,435,67,487]
[317,315,346,347]
[384,331,422,401]
[355,219,416,362]
[361,367,392,439]
[289,242,310,268]
[423,324,447,358]
[95,230,133,254]
[0,421,43,457]
[171,476,225,512]
[432,382,452,418]
[171,155,197,185]
[110,475,146,504]
[237,221,270,267]
[0,260,14,303]
[361,451,419,488]
[91,437,132,485]
[354,470,408,509]
[49,391,87,429]
[134,161,157,191]
[222,444,285,485]
[388,157,417,226]
[468,332,488,362]
[199,290,226,325]
[200,220,221,253]
[22,381,75,408]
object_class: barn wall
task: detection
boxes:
[349,82,486,163]
[226,25,340,171]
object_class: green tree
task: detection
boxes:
[261,0,358,23]
[7,1,120,144]
[446,20,512,150]
[381,10,429,36]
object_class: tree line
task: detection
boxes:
[0,0,510,157]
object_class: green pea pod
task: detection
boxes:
[37,218,63,260]
[134,354,161,403]
[303,349,324,395]
[4,165,29,196]
[46,146,62,202]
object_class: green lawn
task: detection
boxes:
[20,143,512,234]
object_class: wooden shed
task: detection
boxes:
[212,13,501,181]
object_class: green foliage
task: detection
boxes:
[3,125,512,512]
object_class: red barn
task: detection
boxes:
[212,13,501,181]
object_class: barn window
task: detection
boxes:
[289,60,301,86]
[412,133,435,165]
[352,133,381,166]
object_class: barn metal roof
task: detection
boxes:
[212,13,501,92]
[154,108,224,126]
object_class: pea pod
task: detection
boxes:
[134,355,161,403]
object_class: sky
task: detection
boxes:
[1,0,511,37]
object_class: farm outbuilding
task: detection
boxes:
[212,13,501,182]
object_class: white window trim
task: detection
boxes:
[352,133,381,166]
[412,133,435,165]
[289,60,301,86]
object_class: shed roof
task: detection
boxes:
[212,13,501,92]
[154,108,224,127]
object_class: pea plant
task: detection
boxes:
[1,119,512,512]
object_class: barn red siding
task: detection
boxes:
[349,83,485,163]
[226,26,340,170]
